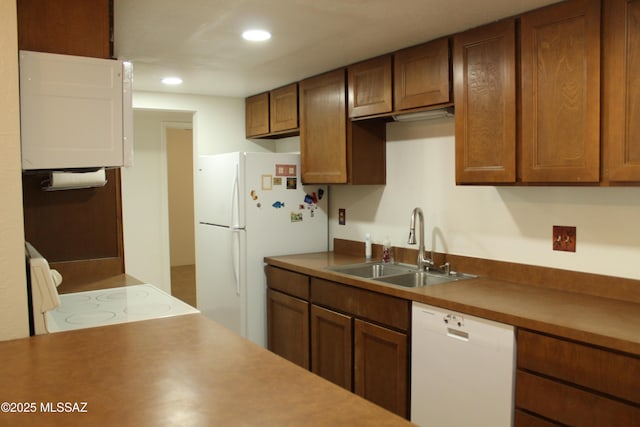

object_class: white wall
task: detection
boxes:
[122,92,277,292]
[330,118,640,281]
[0,0,29,341]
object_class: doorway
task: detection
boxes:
[166,126,196,306]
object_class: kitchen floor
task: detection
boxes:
[171,264,196,307]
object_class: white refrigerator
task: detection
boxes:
[196,152,328,347]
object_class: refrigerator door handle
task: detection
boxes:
[231,228,241,296]
[231,162,240,228]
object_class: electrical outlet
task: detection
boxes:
[553,226,576,252]
[338,208,346,225]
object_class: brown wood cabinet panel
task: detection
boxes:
[516,370,640,426]
[310,278,410,331]
[270,83,298,133]
[310,305,353,389]
[17,0,112,59]
[394,38,451,111]
[348,55,392,118]
[265,265,309,300]
[299,69,348,184]
[519,0,601,183]
[267,289,309,369]
[354,319,408,418]
[245,92,270,137]
[603,0,640,182]
[454,19,516,184]
[514,409,560,427]
[517,329,640,403]
[348,119,386,185]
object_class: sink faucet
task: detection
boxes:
[408,207,433,271]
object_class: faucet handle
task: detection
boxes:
[439,262,450,275]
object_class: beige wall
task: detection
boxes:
[167,127,195,266]
[330,118,640,281]
[0,0,29,340]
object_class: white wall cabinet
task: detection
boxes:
[19,50,132,170]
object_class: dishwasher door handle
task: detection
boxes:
[447,327,469,341]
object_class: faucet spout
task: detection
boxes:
[408,207,432,271]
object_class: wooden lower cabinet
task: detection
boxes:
[310,305,409,418]
[266,289,309,369]
[311,305,352,389]
[515,329,640,426]
[267,268,410,419]
[265,267,311,369]
[354,319,408,419]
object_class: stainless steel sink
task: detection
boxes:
[327,262,416,279]
[327,262,476,288]
[374,270,476,288]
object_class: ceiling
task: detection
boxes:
[114,0,560,98]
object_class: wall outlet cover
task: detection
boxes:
[553,226,576,252]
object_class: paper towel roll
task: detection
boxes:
[44,169,107,191]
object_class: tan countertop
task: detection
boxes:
[264,252,640,356]
[0,314,413,427]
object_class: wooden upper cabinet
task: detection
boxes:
[299,69,348,183]
[603,0,640,182]
[299,69,386,185]
[519,0,601,183]
[394,38,451,111]
[245,92,270,137]
[348,55,392,118]
[454,19,516,184]
[270,83,298,133]
[17,0,112,59]
[246,84,299,138]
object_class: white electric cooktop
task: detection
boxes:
[45,284,199,333]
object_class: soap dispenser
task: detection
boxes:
[365,233,372,260]
[382,237,391,263]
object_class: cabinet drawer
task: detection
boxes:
[265,266,310,300]
[517,329,640,403]
[516,370,640,426]
[514,409,559,427]
[310,278,409,331]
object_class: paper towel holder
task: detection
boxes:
[41,168,108,191]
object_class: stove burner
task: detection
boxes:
[96,288,149,302]
[56,302,100,314]
[125,303,172,316]
[65,311,117,325]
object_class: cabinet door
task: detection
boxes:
[267,289,309,369]
[454,19,516,184]
[270,83,298,133]
[354,319,408,418]
[603,0,640,182]
[519,0,601,183]
[17,0,112,59]
[299,69,348,183]
[245,92,270,137]
[310,305,352,390]
[394,38,451,111]
[348,55,392,118]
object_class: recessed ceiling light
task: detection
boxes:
[242,29,271,42]
[162,77,183,85]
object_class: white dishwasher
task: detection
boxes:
[411,302,515,427]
